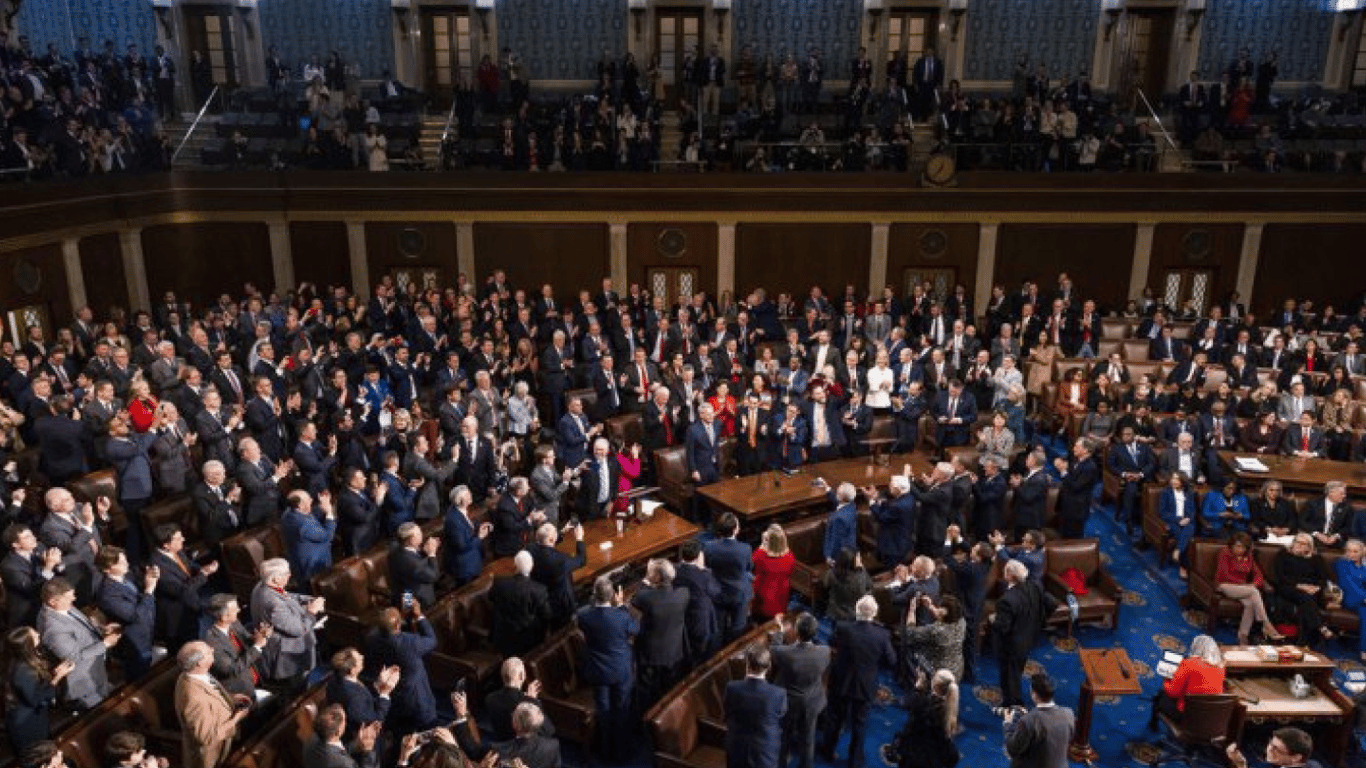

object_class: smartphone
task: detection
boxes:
[402,591,414,610]
[454,677,468,694]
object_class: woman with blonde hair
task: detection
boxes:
[894,667,961,768]
[751,524,796,620]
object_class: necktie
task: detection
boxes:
[1129,443,1138,461]
[748,409,758,448]
[814,408,829,447]
[1303,431,1310,452]
[598,460,610,504]
[228,632,260,683]
[948,397,957,416]
[662,410,673,444]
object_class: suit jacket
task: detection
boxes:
[631,584,690,667]
[326,675,391,739]
[530,539,586,625]
[993,580,1046,658]
[363,620,438,727]
[1,551,51,627]
[244,396,285,461]
[724,677,788,768]
[151,547,210,645]
[34,414,91,482]
[908,480,953,550]
[642,400,677,453]
[442,506,484,583]
[205,622,264,698]
[575,604,639,686]
[250,582,318,680]
[704,537,754,608]
[236,458,282,527]
[37,606,109,709]
[94,575,155,659]
[301,738,374,768]
[379,472,418,534]
[824,500,858,562]
[489,573,552,657]
[972,472,1009,537]
[293,440,337,496]
[554,413,591,469]
[827,620,896,702]
[175,673,239,768]
[1282,423,1325,457]
[454,435,497,500]
[192,482,241,551]
[685,421,722,483]
[869,494,917,566]
[491,493,536,558]
[673,562,721,655]
[281,508,336,586]
[1298,497,1353,540]
[577,455,622,518]
[770,639,831,720]
[106,432,157,501]
[337,489,380,557]
[485,686,556,742]
[529,463,570,525]
[1004,704,1075,768]
[1057,457,1099,524]
[389,546,439,608]
[194,407,237,471]
[1106,442,1156,482]
[38,513,99,599]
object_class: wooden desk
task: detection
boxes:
[696,453,936,524]
[1218,452,1366,496]
[1070,648,1142,764]
[1221,646,1355,767]
[483,509,700,584]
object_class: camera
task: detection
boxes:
[991,705,1027,718]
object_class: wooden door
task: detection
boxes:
[648,266,699,311]
[183,5,239,91]
[654,8,703,106]
[903,267,955,304]
[390,266,445,299]
[6,304,52,350]
[886,8,939,71]
[421,7,473,104]
[1119,8,1175,113]
[1162,269,1215,316]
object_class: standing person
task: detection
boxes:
[992,560,1045,708]
[250,558,324,688]
[752,525,796,621]
[1053,438,1100,539]
[363,605,439,733]
[37,577,120,711]
[4,627,75,754]
[488,551,551,660]
[173,641,249,768]
[819,596,897,768]
[704,513,754,643]
[724,644,787,768]
[105,416,157,564]
[1002,674,1074,768]
[630,559,690,707]
[575,576,639,764]
[686,403,722,522]
[673,540,721,665]
[280,489,337,587]
[894,668,961,768]
[771,612,831,768]
[93,546,158,680]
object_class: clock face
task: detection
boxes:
[657,228,688,258]
[926,154,955,184]
[398,227,427,258]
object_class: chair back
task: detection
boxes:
[1170,693,1240,746]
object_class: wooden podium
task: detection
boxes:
[1069,648,1143,764]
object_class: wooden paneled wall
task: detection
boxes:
[735,224,871,301]
[1253,224,1366,316]
[472,224,609,301]
[364,223,459,290]
[626,223,719,299]
[995,224,1137,313]
[290,222,352,291]
[1147,224,1244,309]
[78,233,129,317]
[887,224,980,299]
[140,224,273,308]
[0,244,70,345]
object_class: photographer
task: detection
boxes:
[363,603,438,733]
[901,594,966,683]
[1002,672,1074,768]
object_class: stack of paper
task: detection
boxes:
[1235,457,1270,473]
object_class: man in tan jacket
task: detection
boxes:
[174,640,249,768]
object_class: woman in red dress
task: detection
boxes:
[125,379,159,434]
[708,381,738,438]
[1226,82,1254,128]
[613,440,643,516]
[752,524,796,620]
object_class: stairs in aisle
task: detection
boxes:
[166,114,219,169]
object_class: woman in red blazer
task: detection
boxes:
[751,524,796,620]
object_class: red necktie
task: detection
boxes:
[1303,433,1310,452]
[662,412,673,444]
[228,632,260,683]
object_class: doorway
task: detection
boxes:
[390,266,446,299]
[1118,8,1175,113]
[654,8,704,106]
[648,266,699,310]
[886,8,939,74]
[903,267,955,304]
[420,7,473,104]
[6,305,52,351]
[1162,269,1214,316]
[182,5,240,92]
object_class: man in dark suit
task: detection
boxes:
[932,380,977,451]
[244,376,286,461]
[443,486,490,586]
[1106,426,1156,536]
[576,576,639,763]
[94,545,158,679]
[1282,410,1325,459]
[191,462,242,558]
[1300,481,1353,550]
[910,47,943,121]
[539,331,574,424]
[236,437,287,528]
[1054,439,1100,540]
[819,595,896,768]
[149,523,217,647]
[686,402,723,520]
[867,476,917,568]
[705,513,754,643]
[337,467,382,557]
[1004,673,1075,768]
[529,521,585,628]
[908,462,954,557]
[972,455,1009,542]
[673,540,721,665]
[33,396,91,485]
[452,696,562,768]
[590,354,622,421]
[453,416,498,502]
[993,560,1047,707]
[389,522,440,608]
[489,551,552,658]
[725,643,788,768]
[642,386,679,455]
[1009,450,1052,543]
[303,703,382,768]
[1,524,62,628]
[555,396,595,470]
[577,437,622,520]
[484,657,556,742]
[631,559,691,706]
[772,612,831,768]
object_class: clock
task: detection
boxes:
[656,228,688,258]
[398,227,427,258]
[923,153,957,186]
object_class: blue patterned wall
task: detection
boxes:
[1197,0,1332,83]
[16,0,157,61]
[496,0,627,80]
[964,0,1099,82]
[259,0,394,80]
[732,0,863,78]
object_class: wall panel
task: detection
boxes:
[79,233,129,317]
[887,224,979,304]
[1198,0,1332,84]
[141,223,272,308]
[964,0,1099,82]
[732,0,863,78]
[1253,224,1366,317]
[259,0,395,79]
[364,222,458,290]
[626,223,718,301]
[995,224,1136,313]
[472,223,608,302]
[1147,223,1243,310]
[290,222,352,293]
[0,244,71,345]
[735,224,870,302]
[496,0,626,81]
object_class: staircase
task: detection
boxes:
[166,115,219,170]
[417,112,449,167]
[658,110,683,163]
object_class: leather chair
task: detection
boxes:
[311,555,381,651]
[52,658,182,768]
[68,468,128,539]
[1169,323,1194,340]
[654,446,693,513]
[1122,339,1151,362]
[1142,483,1173,556]
[605,412,644,448]
[783,516,829,603]
[1096,340,1123,359]
[1126,361,1167,384]
[221,524,285,607]
[222,681,328,768]
[425,578,502,695]
[567,387,598,415]
[141,496,198,552]
[1100,319,1132,340]
[524,625,596,746]
[1186,540,1274,632]
[1148,693,1241,767]
[1043,538,1121,630]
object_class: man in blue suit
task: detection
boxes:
[704,513,754,643]
[94,545,158,679]
[364,604,439,733]
[443,485,490,586]
[576,576,639,764]
[1107,425,1156,537]
[725,644,788,768]
[771,402,809,470]
[280,489,337,587]
[819,596,897,768]
[817,480,859,565]
[555,396,597,469]
[673,540,721,665]
[932,379,977,452]
[866,475,917,568]
[1054,438,1101,540]
[105,418,157,564]
[686,403,723,522]
[379,451,421,535]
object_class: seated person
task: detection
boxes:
[1334,538,1366,663]
[1158,472,1198,579]
[1249,480,1296,540]
[1215,533,1284,645]
[1273,533,1334,645]
[1200,479,1249,537]
[1148,634,1224,730]
[1226,726,1324,768]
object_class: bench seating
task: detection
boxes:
[1186,540,1359,636]
[524,625,597,746]
[52,658,181,767]
[221,680,329,768]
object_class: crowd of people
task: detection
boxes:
[0,260,1358,767]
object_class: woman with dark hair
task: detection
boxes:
[1159,472,1197,579]
[612,439,643,517]
[4,628,74,754]
[821,547,872,621]
[1319,366,1353,399]
[1238,409,1284,455]
[1215,532,1285,645]
[901,594,967,682]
